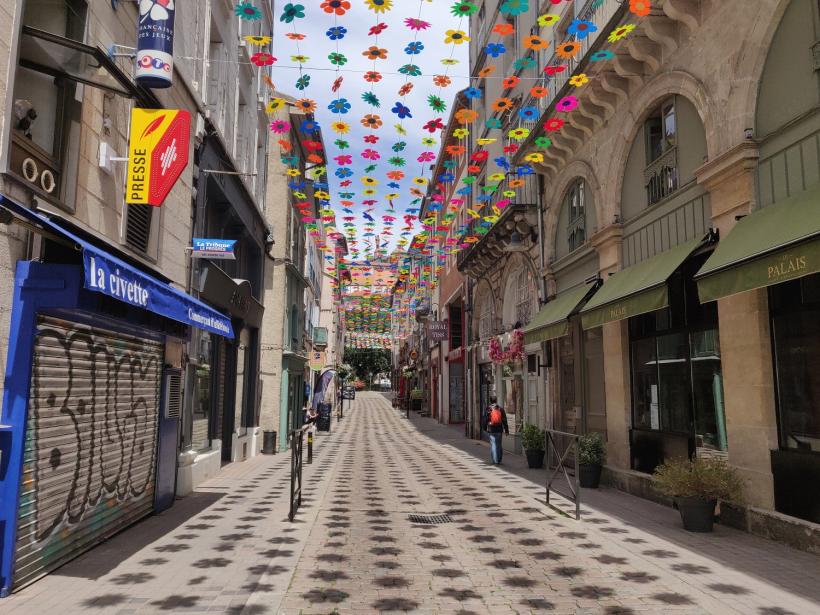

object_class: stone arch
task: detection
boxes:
[499,252,539,330]
[606,70,714,225]
[543,159,605,262]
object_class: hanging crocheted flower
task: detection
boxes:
[365,0,393,13]
[392,141,407,152]
[362,92,381,107]
[250,52,276,66]
[328,98,351,114]
[270,120,290,134]
[398,64,421,77]
[499,0,529,16]
[320,0,351,15]
[279,3,305,23]
[451,1,478,16]
[328,52,348,66]
[326,26,347,41]
[236,2,262,20]
[427,95,447,112]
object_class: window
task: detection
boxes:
[629,256,727,454]
[770,274,820,453]
[515,269,533,326]
[644,99,678,205]
[450,304,463,350]
[478,299,493,340]
[565,179,586,253]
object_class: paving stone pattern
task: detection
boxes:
[3,392,820,614]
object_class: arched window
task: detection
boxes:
[565,179,586,254]
[515,269,533,326]
[478,299,494,340]
[644,98,678,205]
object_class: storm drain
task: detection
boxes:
[408,514,453,525]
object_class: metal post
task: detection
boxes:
[307,431,313,464]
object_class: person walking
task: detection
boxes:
[482,394,509,465]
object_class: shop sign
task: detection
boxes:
[429,320,449,341]
[310,351,326,371]
[136,0,176,88]
[191,238,237,260]
[127,108,191,206]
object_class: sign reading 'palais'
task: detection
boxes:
[767,253,808,281]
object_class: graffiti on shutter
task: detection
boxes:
[13,315,163,590]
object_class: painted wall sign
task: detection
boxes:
[429,320,449,341]
[310,351,326,371]
[191,238,237,260]
[127,108,190,206]
[136,0,176,88]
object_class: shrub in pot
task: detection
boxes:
[578,432,605,488]
[521,424,545,469]
[652,457,743,533]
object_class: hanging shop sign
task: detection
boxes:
[429,320,449,341]
[310,351,326,371]
[136,0,176,88]
[191,238,237,260]
[127,108,191,206]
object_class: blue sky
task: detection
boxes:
[270,0,470,257]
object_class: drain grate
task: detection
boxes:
[408,514,453,525]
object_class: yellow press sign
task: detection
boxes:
[127,108,191,206]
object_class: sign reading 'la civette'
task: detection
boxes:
[127,108,190,206]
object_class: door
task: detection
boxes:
[479,363,493,440]
[155,369,182,513]
[583,328,607,435]
[449,362,464,423]
[13,315,163,590]
[526,354,540,428]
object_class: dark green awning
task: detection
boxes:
[696,185,820,303]
[523,284,596,345]
[580,238,703,330]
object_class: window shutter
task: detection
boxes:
[124,203,153,253]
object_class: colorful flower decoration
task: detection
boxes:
[399,64,421,76]
[363,46,388,60]
[364,71,383,83]
[326,26,347,40]
[556,41,581,59]
[405,42,424,55]
[524,35,549,51]
[398,83,413,96]
[502,75,521,89]
[464,87,482,99]
[423,118,444,132]
[499,0,529,16]
[405,18,431,31]
[295,99,316,113]
[363,134,379,144]
[557,96,579,112]
[513,57,536,71]
[328,52,348,66]
[455,109,478,124]
[590,49,615,62]
[279,3,305,22]
[392,141,407,151]
[285,33,306,41]
[486,43,506,58]
[361,114,383,129]
[328,98,351,114]
[331,121,350,134]
[362,92,381,107]
[433,75,452,87]
[478,65,497,78]
[361,176,378,186]
[391,102,412,119]
[417,152,435,162]
[369,23,388,36]
[630,0,652,17]
[270,120,290,134]
[321,0,351,15]
[544,118,564,131]
[428,95,447,112]
[568,19,597,40]
[267,98,285,113]
[508,127,530,141]
[538,13,560,27]
[361,149,380,160]
[300,119,319,133]
[236,2,262,20]
[251,52,276,66]
[524,152,544,163]
[332,76,343,92]
[336,168,353,179]
[518,106,539,121]
[291,54,309,63]
[544,64,567,76]
[445,30,470,45]
[421,137,436,146]
[453,128,469,139]
[413,177,429,186]
[608,23,636,42]
[534,136,552,149]
[486,117,502,128]
[244,35,271,46]
[530,86,548,98]
[388,156,406,167]
[493,23,515,36]
[569,73,589,87]
[365,0,393,13]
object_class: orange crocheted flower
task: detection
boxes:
[478,65,497,79]
[556,40,581,60]
[523,35,549,51]
[433,75,452,87]
[502,75,521,90]
[362,46,388,60]
[492,23,515,36]
[446,144,466,156]
[455,109,479,124]
[530,86,548,98]
[361,114,383,129]
[492,97,513,112]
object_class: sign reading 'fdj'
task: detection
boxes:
[127,108,191,206]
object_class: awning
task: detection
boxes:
[696,186,820,303]
[0,195,234,338]
[523,283,597,344]
[580,238,704,330]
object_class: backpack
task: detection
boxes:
[488,405,503,427]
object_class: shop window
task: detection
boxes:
[644,99,678,205]
[565,179,586,253]
[770,274,820,453]
[629,256,727,467]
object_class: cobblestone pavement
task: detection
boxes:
[3,392,820,614]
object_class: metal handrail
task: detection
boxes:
[288,425,309,522]
[545,428,581,520]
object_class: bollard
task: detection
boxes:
[307,431,313,464]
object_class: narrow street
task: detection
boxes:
[3,392,819,615]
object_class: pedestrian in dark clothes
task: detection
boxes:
[482,394,509,465]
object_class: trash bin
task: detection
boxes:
[316,402,332,432]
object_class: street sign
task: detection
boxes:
[310,351,326,371]
[127,108,191,206]
[429,320,449,341]
[191,238,237,260]
[136,0,176,89]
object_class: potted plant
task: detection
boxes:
[521,424,545,469]
[578,432,605,488]
[653,457,743,533]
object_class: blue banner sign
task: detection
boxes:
[85,251,233,338]
[136,0,176,88]
[191,238,237,260]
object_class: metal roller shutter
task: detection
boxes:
[12,315,163,590]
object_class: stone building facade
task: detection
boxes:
[455,0,820,548]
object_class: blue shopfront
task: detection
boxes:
[0,196,233,595]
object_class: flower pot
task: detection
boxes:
[578,463,602,488]
[676,497,717,532]
[525,449,544,469]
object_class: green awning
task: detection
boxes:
[696,185,820,303]
[580,238,703,330]
[523,284,596,345]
